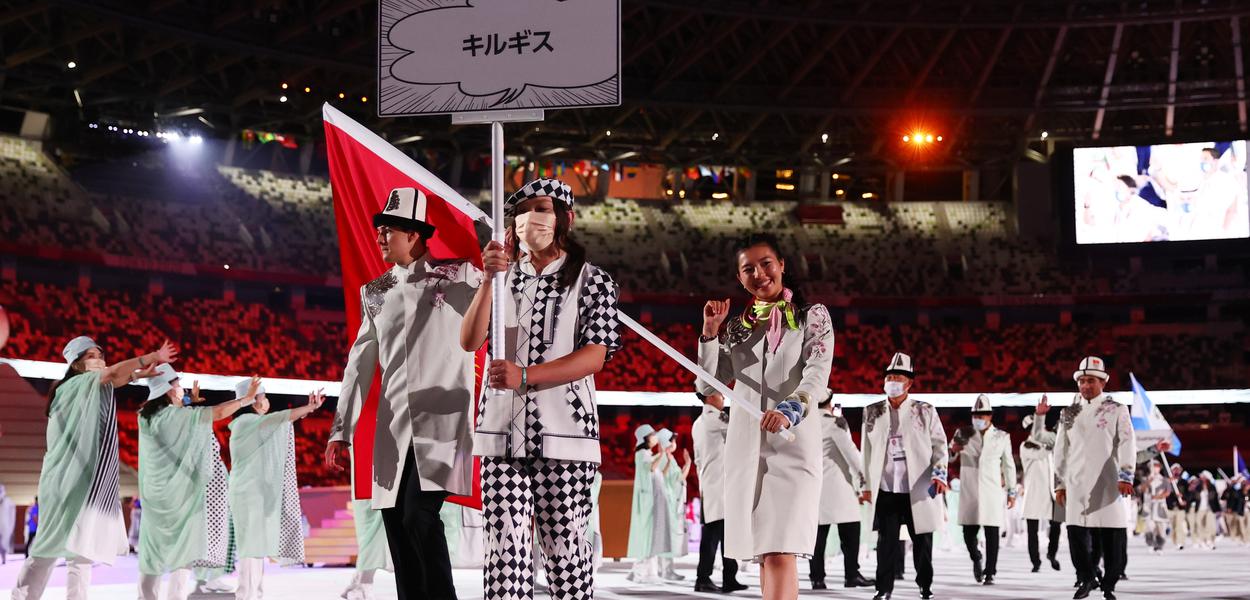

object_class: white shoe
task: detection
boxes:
[200,577,237,593]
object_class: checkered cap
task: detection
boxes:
[505,178,574,215]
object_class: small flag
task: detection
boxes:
[1129,373,1180,456]
[1236,446,1248,478]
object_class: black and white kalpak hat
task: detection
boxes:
[1072,356,1109,382]
[373,187,435,238]
[884,352,915,378]
[505,178,574,216]
[971,393,994,415]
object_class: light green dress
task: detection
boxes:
[660,456,687,558]
[626,449,656,558]
[29,371,129,564]
[352,500,392,571]
[138,405,231,575]
[228,410,305,564]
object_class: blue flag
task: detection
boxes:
[1236,446,1248,478]
[1129,373,1181,456]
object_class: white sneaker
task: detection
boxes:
[200,577,237,593]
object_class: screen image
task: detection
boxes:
[1073,140,1250,244]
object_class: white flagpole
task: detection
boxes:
[1158,452,1182,497]
[489,122,507,397]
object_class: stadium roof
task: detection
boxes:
[4,0,1250,170]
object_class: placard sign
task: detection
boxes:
[379,0,621,116]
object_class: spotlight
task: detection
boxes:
[279,95,288,103]
[223,264,231,270]
[303,86,311,93]
[1041,131,1049,140]
[712,132,719,141]
[189,135,203,144]
[67,61,77,69]
[936,135,943,142]
[821,133,829,144]
[281,83,288,89]
[862,192,874,199]
[361,96,368,103]
[925,134,934,143]
[605,130,612,137]
[902,135,910,142]
[338,92,345,99]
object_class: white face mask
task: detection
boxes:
[884,381,906,398]
[83,358,106,372]
[514,211,557,254]
[972,419,990,431]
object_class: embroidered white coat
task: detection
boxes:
[697,304,834,560]
[952,426,1017,527]
[1053,394,1136,528]
[860,397,949,536]
[330,259,480,509]
[1019,417,1059,522]
[691,405,729,523]
[819,412,865,526]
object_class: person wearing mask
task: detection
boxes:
[626,425,670,583]
[1054,357,1136,600]
[691,393,745,593]
[656,428,691,581]
[949,395,1017,586]
[1191,471,1221,550]
[698,233,834,600]
[1020,397,1063,572]
[12,337,176,600]
[811,391,872,590]
[860,353,949,600]
[463,178,623,600]
[1166,463,1190,549]
[1223,474,1247,545]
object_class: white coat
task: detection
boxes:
[330,258,480,509]
[952,426,1017,527]
[860,396,949,536]
[819,411,865,526]
[1019,416,1059,522]
[1054,394,1136,528]
[697,304,835,560]
[691,405,729,523]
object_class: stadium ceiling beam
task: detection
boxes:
[55,0,370,74]
[0,3,47,28]
[79,38,181,85]
[274,0,373,45]
[1233,17,1248,133]
[901,5,972,105]
[953,5,1021,140]
[839,5,921,103]
[158,54,246,96]
[1165,20,1181,137]
[1091,23,1126,140]
[5,22,119,69]
[650,17,749,94]
[631,0,1250,29]
[623,11,696,65]
[1022,24,1070,136]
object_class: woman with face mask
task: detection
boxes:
[656,428,692,581]
[461,177,623,600]
[1143,460,1170,553]
[135,366,262,600]
[697,233,834,600]
[228,380,325,600]
[12,337,178,600]
[626,425,670,583]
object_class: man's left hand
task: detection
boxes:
[1117,482,1134,496]
[932,479,950,495]
[488,360,523,390]
[1007,496,1016,509]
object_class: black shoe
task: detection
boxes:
[983,574,995,586]
[920,589,934,599]
[722,580,748,593]
[845,574,875,588]
[1074,579,1082,588]
[1119,573,1128,581]
[1074,581,1095,599]
[693,579,721,593]
[972,559,983,583]
[811,580,827,590]
[1103,591,1117,600]
[872,592,891,600]
[1050,556,1062,571]
[895,572,904,581]
[1032,563,1041,573]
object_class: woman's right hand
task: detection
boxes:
[154,339,179,364]
[482,240,511,276]
[702,298,731,338]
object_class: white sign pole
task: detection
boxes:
[489,121,508,396]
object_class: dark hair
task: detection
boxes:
[732,232,806,307]
[509,200,586,289]
[635,441,650,452]
[46,360,88,416]
[139,398,169,421]
[1203,147,1221,159]
[1116,175,1137,189]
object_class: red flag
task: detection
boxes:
[322,103,486,510]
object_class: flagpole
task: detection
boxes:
[1158,452,1183,497]
[489,121,507,397]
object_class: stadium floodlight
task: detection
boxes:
[67,61,77,69]
[189,135,203,144]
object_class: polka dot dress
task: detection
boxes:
[275,429,305,565]
[190,435,230,569]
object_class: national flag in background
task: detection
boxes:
[1236,446,1248,478]
[1129,372,1181,456]
[322,103,487,509]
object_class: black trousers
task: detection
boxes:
[962,525,1000,576]
[696,518,739,585]
[1027,519,1061,566]
[810,522,863,583]
[380,448,456,600]
[1068,526,1126,592]
[874,492,933,594]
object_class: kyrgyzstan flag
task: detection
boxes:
[323,102,487,509]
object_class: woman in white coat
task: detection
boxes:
[698,233,834,600]
[811,395,872,590]
[949,394,1017,586]
[1020,397,1063,572]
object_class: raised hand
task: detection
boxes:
[702,298,731,338]
[1036,394,1050,415]
[132,363,162,380]
[192,380,202,404]
[246,376,262,398]
[307,388,326,411]
[155,339,179,364]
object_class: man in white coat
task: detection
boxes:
[950,394,1017,586]
[324,187,480,600]
[812,393,873,590]
[860,353,949,600]
[1019,396,1063,573]
[690,392,744,594]
[1054,356,1136,600]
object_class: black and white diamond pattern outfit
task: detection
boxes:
[696,303,834,561]
[474,253,622,600]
